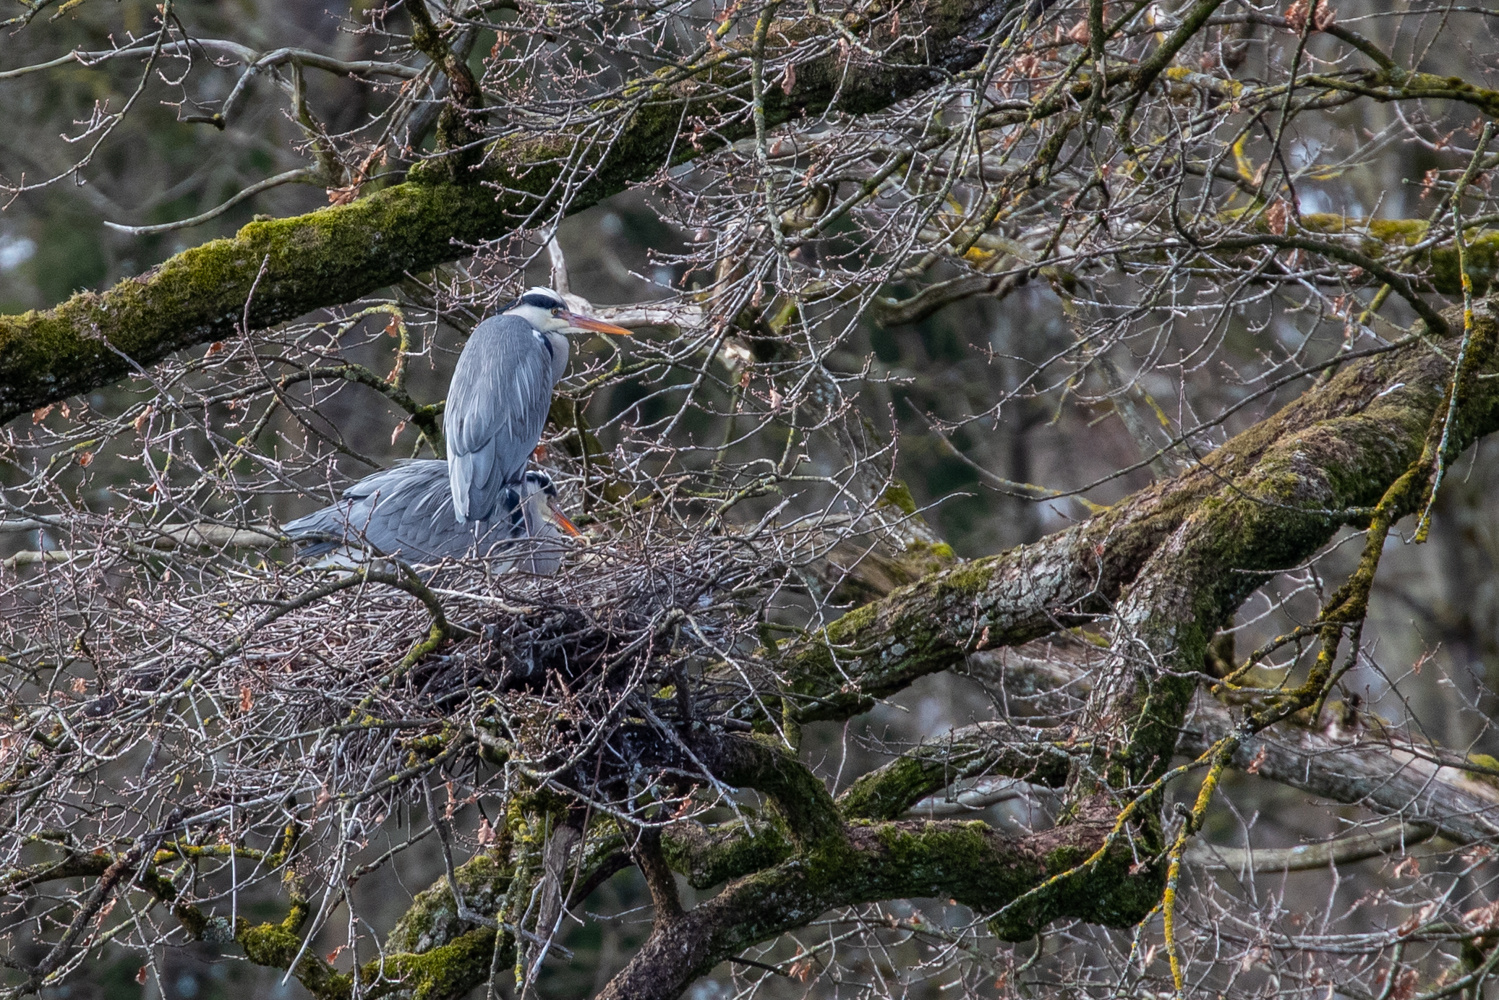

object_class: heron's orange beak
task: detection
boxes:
[560,311,632,336]
[548,502,584,537]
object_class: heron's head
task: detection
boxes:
[520,470,583,537]
[502,287,632,338]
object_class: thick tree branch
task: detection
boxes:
[686,731,846,848]
[0,0,1021,424]
[599,799,1145,1000]
[633,829,685,923]
[836,721,1080,821]
[1180,697,1499,846]
[774,299,1499,725]
[660,820,794,890]
[1184,820,1438,872]
[965,641,1499,847]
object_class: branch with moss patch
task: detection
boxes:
[769,296,1499,726]
[0,0,1023,425]
[836,721,1084,821]
[599,805,1156,1000]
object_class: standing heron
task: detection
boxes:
[283,462,581,572]
[446,287,630,523]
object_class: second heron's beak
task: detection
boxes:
[547,501,584,538]
[560,311,632,337]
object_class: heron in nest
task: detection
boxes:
[283,463,581,573]
[445,287,629,523]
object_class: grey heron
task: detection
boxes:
[446,287,630,523]
[283,462,581,572]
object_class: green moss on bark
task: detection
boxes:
[374,927,504,1000]
[387,852,512,954]
[837,732,1075,821]
[774,306,1499,729]
[235,903,353,999]
[1296,213,1498,295]
[0,182,518,421]
[0,0,1014,425]
[663,820,795,889]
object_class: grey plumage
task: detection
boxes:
[442,287,631,524]
[282,287,622,571]
[283,461,572,573]
[446,312,568,522]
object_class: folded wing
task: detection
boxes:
[445,315,558,522]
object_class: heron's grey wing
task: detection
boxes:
[282,502,356,558]
[445,316,558,522]
[285,462,456,561]
[351,461,457,561]
[363,461,525,562]
[389,461,517,561]
[286,459,544,565]
[283,464,413,557]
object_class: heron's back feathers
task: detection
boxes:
[445,314,567,522]
[283,461,566,571]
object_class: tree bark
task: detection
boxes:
[0,0,1024,424]
[774,304,1499,725]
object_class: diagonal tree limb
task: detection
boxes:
[772,297,1499,725]
[964,641,1499,847]
[0,0,1025,425]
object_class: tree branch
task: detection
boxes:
[964,639,1499,847]
[1185,821,1438,872]
[600,803,1143,1000]
[0,0,1022,424]
[773,298,1499,725]
[836,721,1080,821]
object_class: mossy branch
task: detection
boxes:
[0,0,1023,425]
[770,296,1499,726]
[1302,69,1499,121]
[599,810,1153,1000]
[1290,214,1499,297]
[661,820,795,890]
[836,722,1082,821]
[673,730,845,849]
[0,182,513,424]
[659,724,1083,888]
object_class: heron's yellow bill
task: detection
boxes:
[561,312,632,336]
[548,505,584,537]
